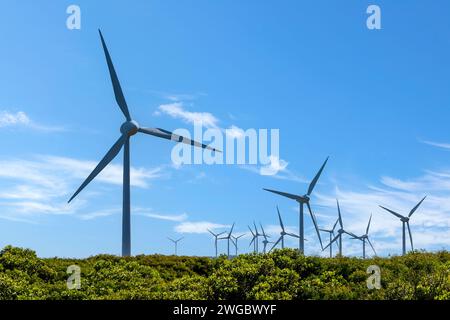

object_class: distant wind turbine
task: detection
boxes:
[264,157,328,254]
[67,30,219,257]
[248,225,257,253]
[270,206,302,252]
[259,223,273,254]
[379,196,426,255]
[231,233,246,256]
[323,200,357,256]
[168,237,184,256]
[350,214,377,259]
[219,223,235,257]
[207,229,226,258]
[319,219,339,258]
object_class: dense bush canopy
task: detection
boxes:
[0,246,448,300]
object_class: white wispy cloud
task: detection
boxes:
[135,208,188,222]
[157,102,219,128]
[420,139,450,150]
[0,155,165,221]
[155,99,295,180]
[0,110,65,132]
[174,221,229,234]
[312,169,450,255]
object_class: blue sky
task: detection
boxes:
[0,0,449,258]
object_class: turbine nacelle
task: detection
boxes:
[400,217,409,223]
[296,195,309,203]
[120,120,140,136]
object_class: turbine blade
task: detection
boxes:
[307,157,329,196]
[263,188,304,202]
[68,135,126,203]
[366,214,372,235]
[323,234,340,251]
[253,221,259,235]
[306,202,323,249]
[269,237,282,252]
[249,236,255,246]
[229,222,235,236]
[277,206,285,231]
[168,237,175,242]
[98,30,131,121]
[343,230,358,238]
[367,237,377,256]
[379,205,405,220]
[409,196,426,218]
[177,237,184,242]
[407,221,414,251]
[260,223,268,240]
[286,232,300,239]
[248,226,255,236]
[332,219,339,232]
[336,199,343,228]
[138,127,220,152]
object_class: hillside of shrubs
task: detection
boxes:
[0,245,449,300]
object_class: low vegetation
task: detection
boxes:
[0,246,448,300]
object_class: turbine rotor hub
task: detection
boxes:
[120,120,140,136]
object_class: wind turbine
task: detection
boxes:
[319,219,339,257]
[231,233,246,256]
[350,214,377,259]
[263,157,328,254]
[207,229,226,258]
[67,30,219,257]
[379,196,426,255]
[323,200,357,256]
[270,206,301,252]
[259,223,273,254]
[168,237,184,256]
[219,223,235,257]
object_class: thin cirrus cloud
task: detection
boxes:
[134,208,188,222]
[174,221,230,234]
[0,110,65,132]
[155,100,297,180]
[155,102,219,129]
[313,168,450,255]
[419,139,450,150]
[0,155,165,222]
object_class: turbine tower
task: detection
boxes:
[319,219,339,257]
[231,233,245,256]
[168,237,184,256]
[323,200,357,256]
[207,229,226,258]
[270,206,301,252]
[350,214,377,259]
[263,157,328,254]
[379,196,426,255]
[219,223,235,257]
[67,30,218,257]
